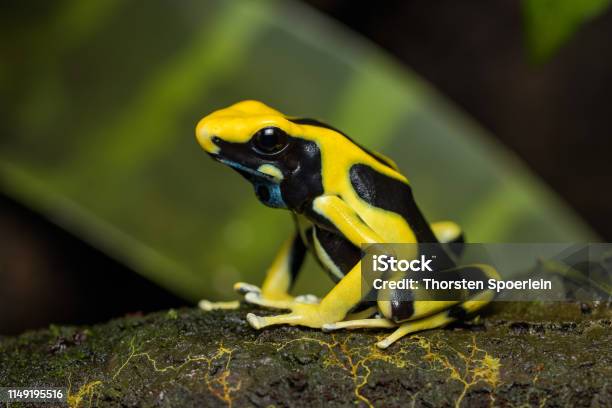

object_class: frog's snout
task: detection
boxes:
[195,120,220,155]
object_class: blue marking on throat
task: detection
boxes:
[216,157,286,209]
[254,181,287,208]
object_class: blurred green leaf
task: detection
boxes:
[0,0,596,303]
[523,0,611,62]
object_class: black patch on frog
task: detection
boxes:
[289,117,395,169]
[288,234,307,285]
[313,227,361,282]
[349,164,438,241]
[349,163,458,269]
[279,138,324,212]
[447,304,468,320]
[391,298,415,322]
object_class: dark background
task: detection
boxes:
[305,0,612,240]
[1,1,611,334]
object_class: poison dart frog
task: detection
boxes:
[195,100,499,349]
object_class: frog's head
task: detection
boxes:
[196,100,324,211]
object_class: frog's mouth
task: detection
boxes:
[213,156,278,183]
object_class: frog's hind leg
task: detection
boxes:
[376,290,495,349]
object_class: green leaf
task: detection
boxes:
[0,0,596,302]
[523,0,611,63]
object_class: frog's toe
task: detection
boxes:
[233,282,261,295]
[294,294,320,304]
[246,313,264,329]
[376,338,394,349]
[244,292,292,310]
[376,310,456,349]
[246,312,299,329]
[376,328,410,349]
[198,299,240,311]
[247,313,261,330]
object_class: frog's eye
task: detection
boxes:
[252,127,288,155]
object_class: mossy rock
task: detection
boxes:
[0,303,610,407]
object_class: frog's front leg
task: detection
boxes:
[247,195,384,329]
[198,299,241,311]
[247,260,364,329]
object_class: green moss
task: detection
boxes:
[0,303,609,407]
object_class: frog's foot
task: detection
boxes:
[233,281,262,296]
[322,317,396,332]
[198,299,240,311]
[376,311,455,349]
[246,303,334,329]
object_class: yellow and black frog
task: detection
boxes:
[195,100,498,348]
